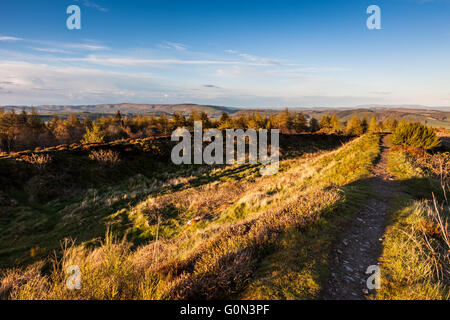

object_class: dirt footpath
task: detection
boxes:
[322,135,400,300]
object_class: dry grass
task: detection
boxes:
[377,148,450,300]
[0,134,381,300]
[391,145,450,183]
[89,150,121,167]
[21,153,53,170]
[0,232,165,300]
[375,197,449,300]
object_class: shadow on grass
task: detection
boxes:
[163,179,375,300]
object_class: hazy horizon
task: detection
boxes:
[1,0,450,108]
[1,102,450,113]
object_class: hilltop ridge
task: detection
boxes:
[1,103,449,128]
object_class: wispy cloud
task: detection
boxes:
[74,0,108,12]
[64,43,109,51]
[203,84,221,89]
[158,41,187,51]
[29,47,71,54]
[226,49,281,65]
[0,34,359,107]
[0,36,420,108]
[29,42,110,53]
[61,55,266,66]
[0,36,23,41]
[1,35,109,53]
[238,53,281,65]
[0,61,165,104]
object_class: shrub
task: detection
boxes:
[82,123,104,144]
[391,122,441,150]
[21,153,53,169]
[89,149,121,167]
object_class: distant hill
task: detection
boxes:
[1,103,449,128]
[0,103,241,118]
[301,107,450,129]
[354,104,450,112]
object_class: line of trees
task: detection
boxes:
[0,107,405,152]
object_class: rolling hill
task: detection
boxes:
[1,104,240,118]
[1,103,450,128]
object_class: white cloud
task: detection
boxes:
[0,61,167,104]
[225,49,281,65]
[159,41,187,51]
[238,53,280,65]
[74,0,108,12]
[60,55,257,66]
[2,34,444,108]
[29,47,71,54]
[0,47,361,107]
[0,36,23,41]
[0,35,109,52]
[64,43,110,51]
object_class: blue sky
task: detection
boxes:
[0,0,449,108]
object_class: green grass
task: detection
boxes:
[375,197,449,300]
[239,183,373,300]
[0,134,382,300]
[239,134,381,299]
[387,148,443,197]
[375,147,449,300]
[0,134,347,269]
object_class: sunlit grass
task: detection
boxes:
[0,134,383,300]
[375,148,449,300]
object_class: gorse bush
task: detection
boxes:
[391,122,441,150]
[82,123,104,144]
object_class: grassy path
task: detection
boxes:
[322,135,403,299]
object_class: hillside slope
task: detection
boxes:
[1,132,447,300]
[0,134,380,299]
